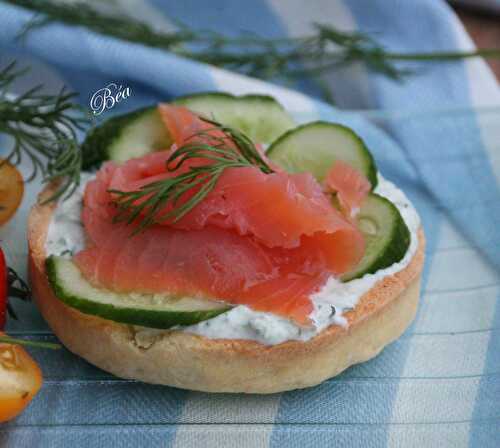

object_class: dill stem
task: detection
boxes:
[0,336,61,349]
[385,48,500,61]
[8,0,500,79]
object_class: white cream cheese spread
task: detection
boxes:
[46,173,420,346]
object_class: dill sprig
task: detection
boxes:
[0,61,87,202]
[43,138,83,202]
[7,0,500,94]
[110,119,273,233]
[0,335,61,349]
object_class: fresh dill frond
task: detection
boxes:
[110,119,273,234]
[0,61,88,201]
[7,0,500,100]
[43,137,83,202]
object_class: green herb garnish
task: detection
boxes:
[0,335,61,350]
[110,119,272,233]
[7,0,500,101]
[0,61,87,202]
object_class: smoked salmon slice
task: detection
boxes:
[74,220,331,325]
[325,160,371,216]
[73,106,366,325]
[101,153,360,254]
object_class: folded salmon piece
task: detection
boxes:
[325,160,371,216]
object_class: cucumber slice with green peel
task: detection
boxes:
[46,256,231,329]
[173,92,295,143]
[266,121,408,278]
[341,194,410,282]
[267,121,378,188]
[81,93,295,168]
[81,107,171,169]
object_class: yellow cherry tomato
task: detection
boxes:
[0,335,43,422]
[0,159,24,226]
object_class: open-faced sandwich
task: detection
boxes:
[28,93,424,393]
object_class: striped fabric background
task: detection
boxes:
[0,1,498,446]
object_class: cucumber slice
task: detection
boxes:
[81,107,171,169]
[267,121,378,188]
[266,121,409,278]
[173,92,295,143]
[341,194,410,281]
[46,256,230,329]
[81,93,295,168]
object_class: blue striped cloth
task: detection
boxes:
[0,1,499,447]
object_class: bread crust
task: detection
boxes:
[28,186,425,393]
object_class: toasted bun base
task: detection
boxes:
[28,186,425,393]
